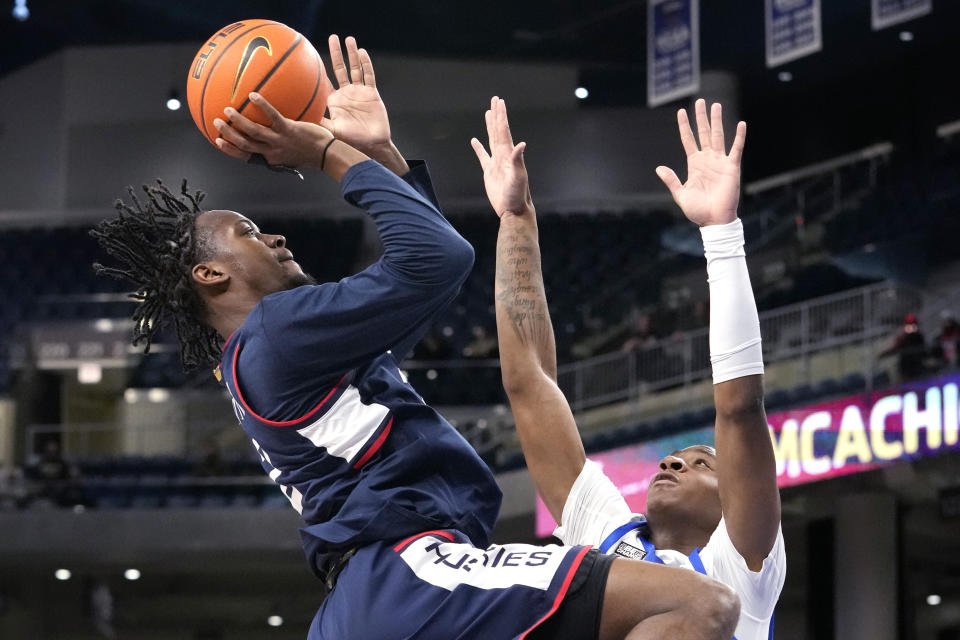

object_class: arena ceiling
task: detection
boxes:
[1,0,958,176]
[0,0,956,91]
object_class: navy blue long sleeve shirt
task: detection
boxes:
[219,160,501,573]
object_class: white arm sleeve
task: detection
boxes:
[701,219,764,384]
[553,460,636,546]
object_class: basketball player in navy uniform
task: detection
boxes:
[94,36,739,639]
[472,97,785,640]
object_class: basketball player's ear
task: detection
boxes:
[192,262,230,290]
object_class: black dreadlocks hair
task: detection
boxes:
[90,179,222,372]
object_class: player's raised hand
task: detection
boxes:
[322,35,391,154]
[656,99,746,227]
[213,92,333,169]
[471,97,534,218]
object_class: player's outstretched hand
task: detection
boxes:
[656,98,746,227]
[213,93,333,169]
[322,35,391,155]
[471,97,534,218]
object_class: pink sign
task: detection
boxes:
[536,373,960,537]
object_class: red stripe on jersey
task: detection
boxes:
[352,416,394,469]
[518,546,593,639]
[393,530,456,553]
[231,345,347,427]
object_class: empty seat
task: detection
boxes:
[839,372,866,393]
[813,378,841,399]
[765,389,791,410]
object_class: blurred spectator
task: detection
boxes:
[673,300,708,333]
[621,308,657,353]
[0,464,29,510]
[931,310,960,370]
[87,580,116,639]
[577,303,607,334]
[462,325,498,359]
[26,439,82,507]
[195,439,226,477]
[879,313,927,380]
[412,329,453,361]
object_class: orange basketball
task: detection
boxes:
[186,19,331,146]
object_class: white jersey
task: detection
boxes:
[554,460,785,640]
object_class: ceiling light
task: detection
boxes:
[124,569,141,581]
[55,569,72,581]
[12,0,28,21]
[927,594,942,606]
[147,388,170,403]
[778,71,793,82]
[78,362,102,385]
[267,615,283,627]
[166,91,182,111]
[899,31,914,42]
[574,87,589,100]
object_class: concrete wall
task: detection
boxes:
[0,55,67,214]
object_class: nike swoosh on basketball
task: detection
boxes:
[232,36,272,100]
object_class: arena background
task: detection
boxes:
[1,1,959,638]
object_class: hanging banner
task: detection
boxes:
[765,0,823,68]
[872,0,932,30]
[536,372,960,537]
[647,0,700,107]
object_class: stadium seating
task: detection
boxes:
[4,138,960,510]
[2,140,954,381]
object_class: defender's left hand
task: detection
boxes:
[656,99,746,227]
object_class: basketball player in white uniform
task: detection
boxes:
[472,97,785,640]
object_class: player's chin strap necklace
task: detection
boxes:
[599,520,749,640]
[324,547,357,594]
[248,153,304,180]
[598,520,709,572]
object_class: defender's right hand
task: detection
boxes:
[471,97,534,218]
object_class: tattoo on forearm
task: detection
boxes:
[495,228,551,347]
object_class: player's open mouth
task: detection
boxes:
[652,471,679,485]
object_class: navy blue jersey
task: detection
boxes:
[219,160,502,575]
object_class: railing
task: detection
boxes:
[23,280,933,472]
[936,118,960,139]
[26,281,925,462]
[556,282,922,412]
[738,142,893,249]
[403,281,924,415]
[744,142,893,197]
[612,144,894,319]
